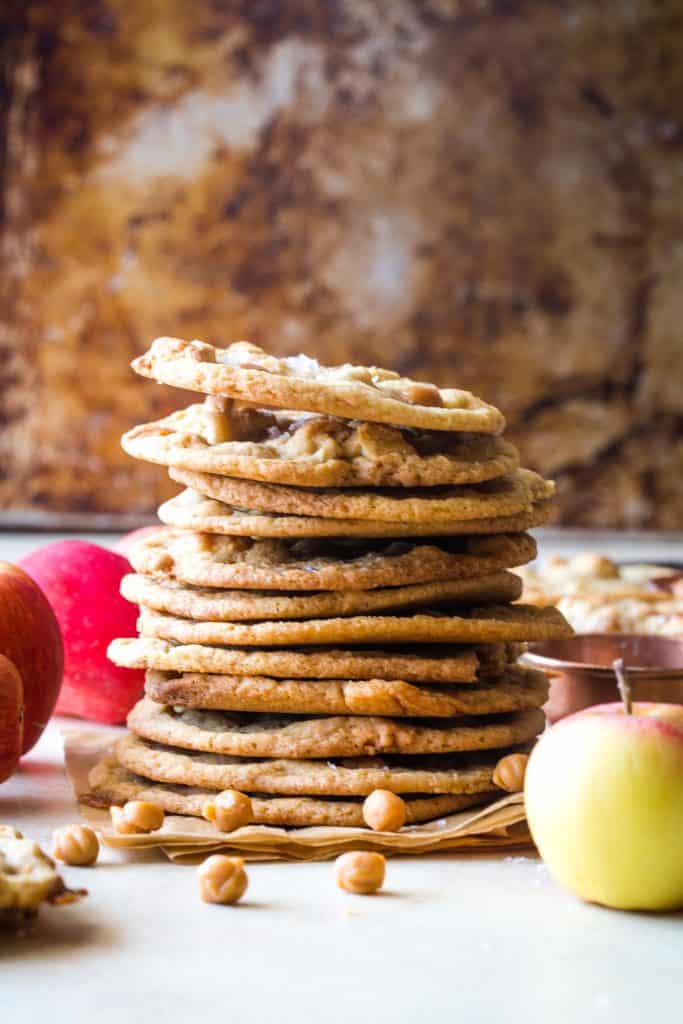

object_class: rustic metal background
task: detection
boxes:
[1,1,682,527]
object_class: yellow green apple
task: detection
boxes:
[525,702,683,911]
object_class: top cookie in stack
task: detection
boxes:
[102,338,571,831]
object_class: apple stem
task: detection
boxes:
[613,658,632,715]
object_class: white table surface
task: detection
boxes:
[2,529,683,1023]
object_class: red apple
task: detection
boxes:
[19,541,144,725]
[0,655,24,782]
[114,525,161,559]
[0,561,63,753]
[525,701,683,911]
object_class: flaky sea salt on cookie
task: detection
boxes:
[131,338,506,434]
[85,755,489,827]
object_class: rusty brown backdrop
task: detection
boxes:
[1,1,682,527]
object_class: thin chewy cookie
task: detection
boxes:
[109,637,517,683]
[159,488,555,538]
[86,756,491,827]
[131,338,506,434]
[128,529,537,591]
[121,571,523,621]
[128,698,545,757]
[114,733,507,795]
[137,603,571,646]
[169,466,554,523]
[144,665,549,717]
[122,401,518,488]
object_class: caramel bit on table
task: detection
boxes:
[53,825,99,867]
[335,852,386,895]
[197,855,248,905]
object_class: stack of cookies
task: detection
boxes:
[100,338,572,831]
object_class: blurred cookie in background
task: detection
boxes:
[517,553,683,636]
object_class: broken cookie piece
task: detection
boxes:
[0,828,86,928]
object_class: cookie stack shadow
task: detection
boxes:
[97,337,572,831]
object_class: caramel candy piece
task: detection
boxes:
[111,801,165,834]
[398,382,444,407]
[362,790,407,832]
[202,790,253,832]
[197,855,248,905]
[203,396,234,444]
[492,753,529,793]
[53,825,99,867]
[335,852,385,894]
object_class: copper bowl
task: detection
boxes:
[522,634,683,723]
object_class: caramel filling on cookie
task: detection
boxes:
[393,382,444,407]
[199,398,491,462]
